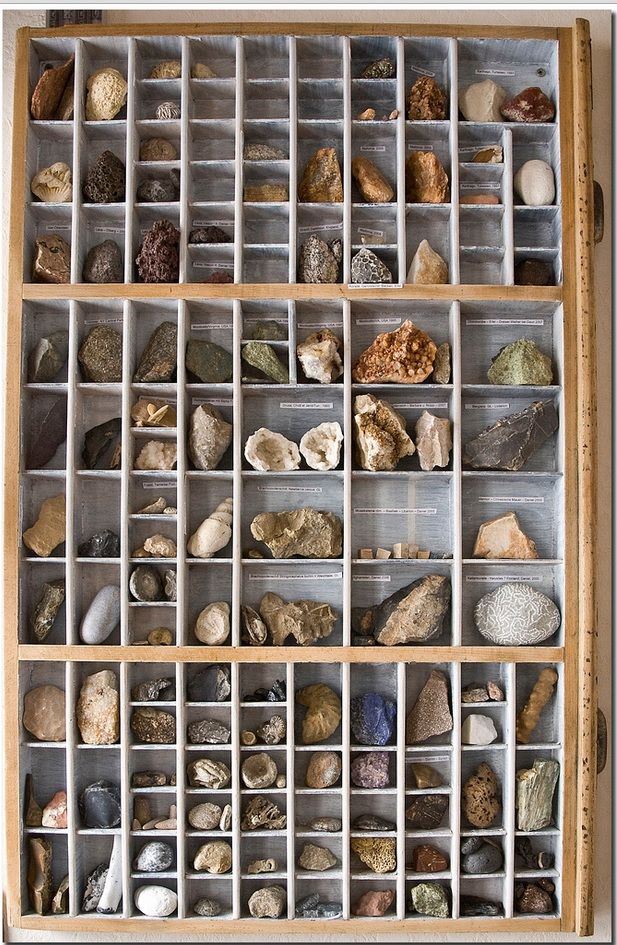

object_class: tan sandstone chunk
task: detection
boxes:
[473,511,539,560]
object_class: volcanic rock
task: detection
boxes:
[298,235,342,283]
[131,677,174,702]
[188,225,232,244]
[137,174,179,203]
[83,240,123,283]
[462,840,503,874]
[244,142,286,160]
[135,219,180,282]
[463,400,558,471]
[83,150,125,203]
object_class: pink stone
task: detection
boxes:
[352,888,395,916]
[350,751,390,788]
[41,790,67,829]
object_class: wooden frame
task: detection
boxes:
[4,18,597,938]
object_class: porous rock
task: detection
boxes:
[187,758,231,790]
[501,87,555,123]
[351,838,396,873]
[474,582,560,646]
[462,840,503,874]
[139,138,178,162]
[352,319,437,384]
[350,750,390,788]
[371,574,451,646]
[194,840,232,873]
[407,239,448,284]
[23,685,65,741]
[32,235,70,284]
[459,79,507,122]
[299,422,343,471]
[251,508,342,559]
[241,796,287,831]
[188,225,232,244]
[515,882,554,914]
[298,148,343,202]
[244,142,286,160]
[150,60,181,78]
[487,338,553,386]
[194,897,222,916]
[297,328,343,383]
[83,150,125,203]
[463,400,559,471]
[351,157,394,203]
[134,321,177,382]
[415,411,452,471]
[135,219,180,283]
[406,152,448,203]
[353,394,415,471]
[244,428,300,471]
[306,751,342,788]
[462,762,501,828]
[473,511,539,560]
[259,592,337,645]
[407,76,447,120]
[77,670,120,745]
[85,68,127,120]
[298,235,342,283]
[83,240,123,283]
[351,248,393,284]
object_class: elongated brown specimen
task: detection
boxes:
[516,667,559,743]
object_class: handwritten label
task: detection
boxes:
[257,485,322,494]
[465,318,545,327]
[298,222,343,234]
[280,401,333,410]
[360,145,386,153]
[353,574,391,582]
[353,507,437,515]
[475,68,516,77]
[191,322,232,330]
[465,402,510,410]
[142,480,176,489]
[478,495,544,504]
[355,317,400,326]
[466,574,542,584]
[391,402,448,410]
[249,571,342,581]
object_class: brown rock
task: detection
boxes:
[139,138,178,161]
[244,183,288,201]
[406,670,453,744]
[406,152,448,203]
[31,56,75,120]
[515,882,553,914]
[298,147,343,202]
[373,573,451,646]
[472,146,503,164]
[32,235,71,284]
[22,494,66,555]
[42,790,67,829]
[514,258,553,286]
[410,763,443,789]
[305,751,341,788]
[131,707,176,744]
[76,670,120,745]
[433,342,451,384]
[407,76,447,120]
[405,794,449,830]
[460,193,500,205]
[487,680,505,702]
[24,774,43,827]
[352,319,437,384]
[411,844,449,873]
[473,511,539,560]
[352,889,395,917]
[462,762,501,828]
[23,685,65,741]
[27,837,52,914]
[351,157,394,203]
[501,87,555,123]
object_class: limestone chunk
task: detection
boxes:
[259,592,337,645]
[407,239,448,285]
[461,714,498,746]
[414,411,452,471]
[150,60,181,78]
[296,328,343,383]
[31,163,72,202]
[473,511,539,560]
[459,79,507,122]
[514,160,555,207]
[299,422,343,471]
[353,394,415,471]
[193,601,230,645]
[250,508,342,559]
[351,157,394,203]
[244,428,300,472]
[352,319,437,384]
[85,68,127,121]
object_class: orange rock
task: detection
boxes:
[405,152,448,203]
[351,157,394,203]
[411,843,449,873]
[298,147,343,202]
[460,193,500,205]
[352,319,437,384]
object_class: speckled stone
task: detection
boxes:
[82,240,123,283]
[137,174,180,203]
[461,840,503,874]
[133,321,178,382]
[130,708,176,744]
[187,718,230,745]
[194,897,222,916]
[295,893,343,918]
[487,338,553,386]
[352,813,396,831]
[186,339,233,383]
[350,751,390,789]
[30,579,65,642]
[405,794,449,830]
[298,235,342,283]
[361,57,395,78]
[188,225,232,244]
[298,842,338,871]
[306,816,342,832]
[247,885,286,918]
[134,841,173,873]
[410,882,449,917]
[82,150,125,203]
[350,692,396,745]
[406,670,453,744]
[474,583,561,646]
[305,751,341,789]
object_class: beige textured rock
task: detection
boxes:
[244,428,300,471]
[134,441,177,470]
[351,157,394,203]
[23,685,66,742]
[247,885,286,918]
[406,670,453,744]
[299,422,343,471]
[405,152,449,203]
[473,511,539,560]
[433,342,451,384]
[462,762,501,828]
[248,858,277,874]
[194,601,230,645]
[296,328,343,383]
[298,147,343,202]
[189,404,233,471]
[30,55,74,120]
[305,751,342,788]
[414,411,452,471]
[41,790,68,829]
[193,840,232,873]
[459,79,507,122]
[131,399,176,428]
[76,670,120,745]
[241,753,278,789]
[187,497,233,558]
[31,163,72,202]
[407,239,448,285]
[250,508,342,559]
[352,319,437,384]
[150,60,181,78]
[296,684,342,744]
[259,592,337,646]
[85,68,127,121]
[143,534,177,557]
[351,838,396,873]
[298,842,338,871]
[192,63,217,79]
[243,183,288,202]
[353,394,415,471]
[187,758,231,789]
[23,495,66,557]
[139,138,178,161]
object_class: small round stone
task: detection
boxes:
[247,885,286,918]
[193,601,230,645]
[241,752,277,789]
[305,751,341,789]
[194,897,221,917]
[193,840,232,874]
[134,841,174,873]
[147,627,173,646]
[462,841,504,875]
[188,802,222,830]
[134,884,177,917]
[23,685,66,741]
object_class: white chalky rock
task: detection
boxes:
[31,162,72,202]
[461,714,499,746]
[459,79,507,122]
[414,411,452,471]
[244,428,300,472]
[80,585,121,644]
[194,601,231,645]
[296,328,343,384]
[299,421,343,471]
[134,884,178,917]
[513,159,555,207]
[474,582,561,646]
[188,498,232,558]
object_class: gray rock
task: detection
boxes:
[83,240,123,283]
[187,718,230,744]
[462,841,503,874]
[352,813,396,831]
[188,404,232,470]
[78,529,120,558]
[28,330,69,382]
[164,569,177,601]
[351,248,393,284]
[129,565,164,602]
[131,678,175,702]
[308,816,343,832]
[188,225,232,244]
[516,759,560,831]
[194,897,221,916]
[186,340,233,383]
[371,574,451,646]
[299,235,342,283]
[134,841,173,873]
[30,578,65,642]
[463,400,558,471]
[26,396,67,469]
[133,322,178,382]
[188,802,223,830]
[80,585,121,644]
[79,780,121,828]
[474,582,561,646]
[460,836,483,855]
[187,665,231,703]
[137,175,179,203]
[295,893,343,918]
[83,150,125,203]
[78,326,123,381]
[459,895,502,916]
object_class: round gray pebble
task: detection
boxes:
[460,836,484,855]
[462,841,503,875]
[194,897,222,917]
[134,841,174,873]
[79,585,121,644]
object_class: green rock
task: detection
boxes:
[361,57,396,79]
[186,340,233,383]
[487,339,553,386]
[242,342,289,384]
[250,320,288,341]
[410,882,449,918]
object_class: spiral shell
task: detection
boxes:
[187,497,232,558]
[296,684,342,744]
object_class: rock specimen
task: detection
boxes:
[406,794,449,830]
[473,145,503,163]
[462,762,501,828]
[516,667,558,743]
[134,885,178,917]
[23,494,66,558]
[309,816,343,832]
[351,837,396,873]
[187,664,231,702]
[297,328,343,384]
[85,68,127,120]
[26,396,67,469]
[353,394,415,471]
[244,428,300,472]
[299,422,343,471]
[188,404,232,470]
[305,751,341,788]
[241,606,268,645]
[243,677,286,703]
[459,79,507,122]
[371,574,451,646]
[463,400,558,471]
[78,326,122,382]
[80,780,121,828]
[461,714,498,745]
[241,341,289,383]
[248,885,286,918]
[460,895,501,917]
[415,411,452,470]
[298,235,342,283]
[352,319,437,384]
[83,417,122,469]
[28,330,69,382]
[351,750,390,788]
[461,839,503,874]
[516,759,559,830]
[474,582,561,646]
[188,802,223,830]
[411,763,443,789]
[83,240,123,283]
[30,578,65,642]
[473,511,539,560]
[131,399,176,428]
[407,239,449,284]
[515,258,554,285]
[187,758,231,789]
[351,157,394,203]
[353,888,395,917]
[501,86,555,123]
[243,182,289,201]
[487,338,553,386]
[241,752,278,789]
[249,320,288,341]
[77,670,120,745]
[298,842,337,871]
[187,497,233,558]
[129,565,164,601]
[82,864,108,911]
[411,844,449,873]
[51,875,70,914]
[32,235,70,284]
[31,162,72,202]
[27,837,52,914]
[350,693,396,745]
[132,677,174,702]
[296,684,341,744]
[515,882,553,914]
[259,592,337,646]
[30,54,74,120]
[186,339,233,383]
[256,715,286,745]
[295,893,343,919]
[298,147,343,202]
[187,719,230,746]
[351,248,393,284]
[137,173,180,202]
[134,321,177,382]
[241,795,287,831]
[251,507,342,559]
[193,601,230,645]
[406,152,448,203]
[362,57,395,78]
[514,159,555,206]
[194,840,232,873]
[248,858,277,874]
[135,219,180,282]
[150,60,181,78]
[23,684,65,741]
[80,585,121,643]
[406,670,453,743]
[139,138,178,162]
[407,76,447,120]
[134,841,173,873]
[131,707,176,744]
[432,342,451,384]
[353,813,395,831]
[83,150,125,203]
[134,439,176,470]
[410,882,449,917]
[188,225,232,244]
[244,142,286,160]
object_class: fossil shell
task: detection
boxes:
[31,163,72,203]
[85,68,127,121]
[187,498,232,558]
[155,101,181,120]
[296,684,342,744]
[149,60,181,79]
[244,428,300,472]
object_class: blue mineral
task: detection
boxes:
[350,692,396,745]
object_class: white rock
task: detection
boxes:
[407,239,448,285]
[461,714,498,746]
[194,601,230,645]
[188,404,232,471]
[296,328,343,383]
[97,835,123,914]
[299,421,343,471]
[80,585,121,644]
[474,582,561,646]
[134,440,177,471]
[244,428,300,472]
[414,411,452,471]
[188,498,232,558]
[31,162,72,202]
[513,159,555,207]
[134,884,178,917]
[459,79,507,122]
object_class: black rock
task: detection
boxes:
[242,679,286,702]
[28,330,69,382]
[188,225,232,244]
[405,794,449,830]
[514,258,553,286]
[295,893,343,919]
[27,396,67,469]
[460,836,483,855]
[78,529,120,558]
[137,174,179,203]
[459,895,502,917]
[82,418,122,469]
[187,665,231,703]
[352,813,396,831]
[131,677,175,702]
[83,240,123,283]
[30,578,65,642]
[463,400,559,471]
[83,150,126,204]
[79,780,121,828]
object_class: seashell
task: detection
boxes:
[296,684,342,744]
[187,497,232,558]
[244,428,300,472]
[155,101,181,120]
[241,605,268,645]
[85,68,127,121]
[31,163,72,203]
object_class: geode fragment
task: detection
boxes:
[353,393,415,471]
[297,328,343,382]
[463,400,558,471]
[135,219,180,283]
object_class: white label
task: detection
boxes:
[280,401,333,410]
[353,507,437,515]
[465,318,545,327]
[478,495,544,504]
[193,261,234,269]
[257,485,322,494]
[355,317,401,326]
[44,224,71,231]
[410,65,436,78]
[412,754,450,762]
[192,397,232,406]
[300,322,343,329]
[192,220,232,227]
[191,322,232,330]
[298,222,343,234]
[93,225,124,234]
[460,181,502,191]
[475,68,516,77]
[466,574,541,584]
[245,316,287,323]
[408,143,433,151]
[353,574,391,583]
[459,144,501,153]
[358,227,385,238]
[391,402,448,409]
[465,402,510,410]
[349,283,403,289]
[84,316,123,325]
[360,145,386,153]
[249,571,342,581]
[143,480,176,489]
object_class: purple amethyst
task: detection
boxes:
[350,751,390,789]
[350,692,396,745]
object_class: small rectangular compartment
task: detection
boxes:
[296,35,344,80]
[456,37,559,113]
[515,663,562,747]
[20,559,66,644]
[461,391,561,473]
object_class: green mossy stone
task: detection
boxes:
[241,341,289,384]
[487,338,553,386]
[186,340,233,383]
[410,881,449,917]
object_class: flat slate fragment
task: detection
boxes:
[463,400,558,471]
[82,418,122,469]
